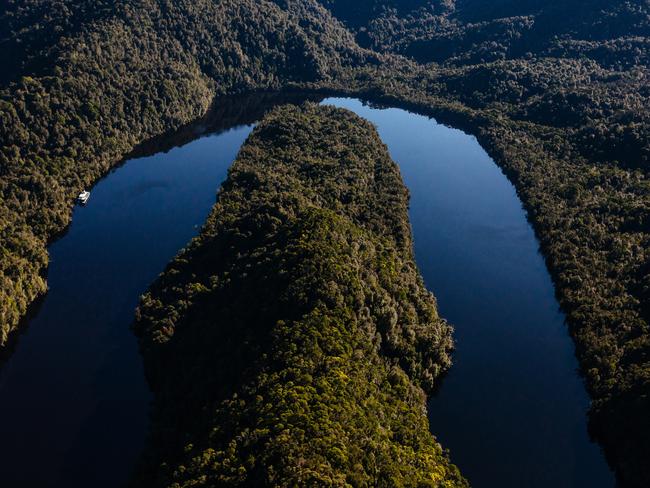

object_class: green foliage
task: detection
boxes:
[133,105,465,487]
[322,0,650,68]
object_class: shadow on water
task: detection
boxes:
[0,296,46,372]
[127,91,325,161]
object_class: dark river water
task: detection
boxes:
[0,94,613,487]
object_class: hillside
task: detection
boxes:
[132,103,466,487]
[322,0,650,66]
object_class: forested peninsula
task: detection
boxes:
[1,0,648,486]
[132,103,466,487]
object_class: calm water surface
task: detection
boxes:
[0,94,613,487]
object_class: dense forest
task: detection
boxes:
[132,104,467,487]
[0,0,648,486]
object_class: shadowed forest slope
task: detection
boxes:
[323,0,650,67]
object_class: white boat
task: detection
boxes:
[78,190,90,204]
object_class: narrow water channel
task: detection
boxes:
[325,97,614,487]
[0,115,254,488]
[0,94,613,487]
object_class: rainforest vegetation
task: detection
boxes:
[132,104,466,487]
[0,0,648,486]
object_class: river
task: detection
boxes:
[0,93,613,487]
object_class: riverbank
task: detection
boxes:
[0,110,260,487]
